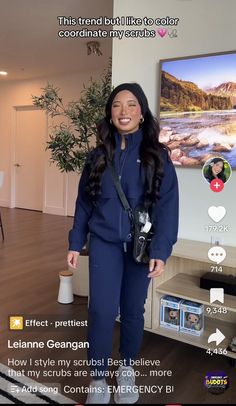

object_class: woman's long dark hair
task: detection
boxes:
[85,85,168,210]
[206,157,226,183]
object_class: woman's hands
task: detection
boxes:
[67,251,164,277]
[67,251,80,269]
[148,259,165,278]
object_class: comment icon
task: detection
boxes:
[208,246,226,264]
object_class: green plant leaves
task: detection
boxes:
[32,59,112,173]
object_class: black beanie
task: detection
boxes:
[105,82,149,118]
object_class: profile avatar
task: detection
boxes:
[202,156,231,184]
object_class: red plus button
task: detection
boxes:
[210,178,224,192]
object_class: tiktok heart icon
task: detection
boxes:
[157,28,168,38]
[208,206,226,223]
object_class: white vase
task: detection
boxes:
[58,271,74,304]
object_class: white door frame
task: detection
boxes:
[10,105,48,210]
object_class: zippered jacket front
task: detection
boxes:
[69,129,179,262]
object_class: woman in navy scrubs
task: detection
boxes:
[68,83,179,404]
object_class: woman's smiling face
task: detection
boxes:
[111,90,142,135]
[212,161,223,176]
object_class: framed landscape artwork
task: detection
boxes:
[158,50,236,168]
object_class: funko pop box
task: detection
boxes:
[160,295,183,331]
[180,300,204,336]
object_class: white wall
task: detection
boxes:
[112,0,236,246]
[0,70,104,216]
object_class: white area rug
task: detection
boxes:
[0,363,76,404]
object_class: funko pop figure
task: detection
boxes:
[160,295,183,331]
[180,300,204,336]
[185,313,200,330]
[168,308,179,325]
[229,336,236,352]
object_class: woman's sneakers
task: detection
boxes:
[114,366,139,404]
[85,379,110,404]
[85,367,139,404]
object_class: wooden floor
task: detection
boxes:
[0,208,235,404]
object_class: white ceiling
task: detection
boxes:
[0,0,113,82]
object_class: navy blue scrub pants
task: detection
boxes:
[87,233,151,377]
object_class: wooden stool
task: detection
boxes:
[58,270,74,304]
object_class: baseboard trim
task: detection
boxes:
[0,200,9,207]
[43,206,66,216]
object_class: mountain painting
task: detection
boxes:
[159,51,236,168]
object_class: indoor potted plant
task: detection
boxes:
[32,62,112,296]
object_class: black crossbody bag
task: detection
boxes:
[108,164,154,264]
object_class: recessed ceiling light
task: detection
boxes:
[0,71,8,76]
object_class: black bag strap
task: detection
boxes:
[107,163,134,223]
